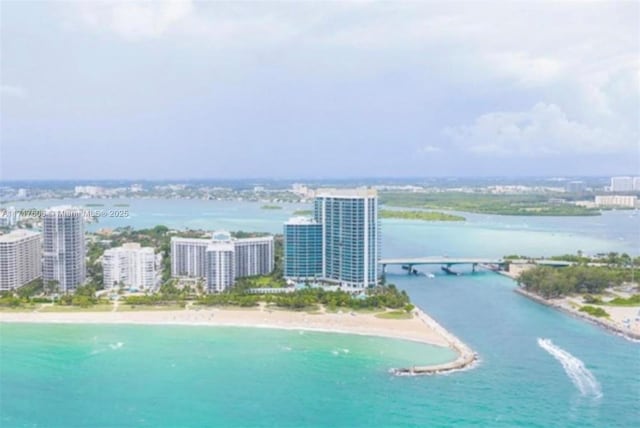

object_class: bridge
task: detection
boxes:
[379,257,573,274]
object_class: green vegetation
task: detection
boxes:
[380,209,465,222]
[113,203,130,207]
[518,265,635,299]
[579,305,609,318]
[375,310,413,319]
[380,192,600,216]
[606,295,640,306]
[84,203,105,207]
[292,210,313,216]
[261,205,282,210]
[182,285,406,311]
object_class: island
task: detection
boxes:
[380,192,601,216]
[380,209,465,222]
[261,205,283,210]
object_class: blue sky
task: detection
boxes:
[1,1,638,180]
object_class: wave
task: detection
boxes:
[537,338,602,398]
[109,342,124,350]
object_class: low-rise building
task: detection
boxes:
[594,195,638,208]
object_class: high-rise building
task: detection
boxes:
[171,232,274,292]
[0,230,42,291]
[634,177,640,191]
[103,243,157,290]
[234,236,274,278]
[205,232,236,293]
[610,177,634,192]
[283,217,322,280]
[42,206,86,293]
[565,181,586,193]
[313,188,380,288]
[171,237,208,278]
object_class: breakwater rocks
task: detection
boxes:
[514,287,640,342]
[391,308,478,376]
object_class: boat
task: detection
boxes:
[441,266,461,276]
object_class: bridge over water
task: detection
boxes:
[379,257,573,274]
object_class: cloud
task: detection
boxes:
[443,103,635,156]
[76,0,193,40]
[0,85,26,98]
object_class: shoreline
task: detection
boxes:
[514,287,640,341]
[0,306,477,375]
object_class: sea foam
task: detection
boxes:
[537,338,602,398]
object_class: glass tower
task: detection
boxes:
[314,188,380,288]
[283,217,322,280]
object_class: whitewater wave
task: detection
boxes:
[109,342,124,350]
[537,338,602,398]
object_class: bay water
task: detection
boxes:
[1,199,638,427]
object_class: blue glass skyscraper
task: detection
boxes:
[283,217,322,280]
[314,188,379,288]
[284,188,380,288]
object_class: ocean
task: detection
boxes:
[1,199,639,427]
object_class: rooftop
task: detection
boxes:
[314,187,377,198]
[0,229,41,243]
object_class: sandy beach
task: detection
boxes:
[0,304,476,373]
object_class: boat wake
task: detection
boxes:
[537,338,602,398]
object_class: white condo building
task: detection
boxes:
[103,243,158,290]
[594,195,638,208]
[170,237,208,278]
[171,232,274,292]
[610,177,634,192]
[0,230,42,291]
[206,233,236,293]
[42,206,86,293]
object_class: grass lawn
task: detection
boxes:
[375,310,413,320]
[0,306,39,312]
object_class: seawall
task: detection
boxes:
[514,287,640,341]
[392,308,478,375]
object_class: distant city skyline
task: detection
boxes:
[1,1,638,180]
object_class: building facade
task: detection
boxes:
[103,243,157,290]
[170,237,208,278]
[42,206,86,293]
[594,195,638,208]
[0,230,42,291]
[171,232,274,292]
[294,187,380,288]
[283,217,322,280]
[205,233,236,293]
[234,236,274,278]
[610,177,634,192]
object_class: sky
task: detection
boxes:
[1,1,638,180]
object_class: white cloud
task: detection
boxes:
[77,0,193,40]
[443,103,635,156]
[0,85,26,98]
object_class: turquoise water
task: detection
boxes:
[1,198,639,427]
